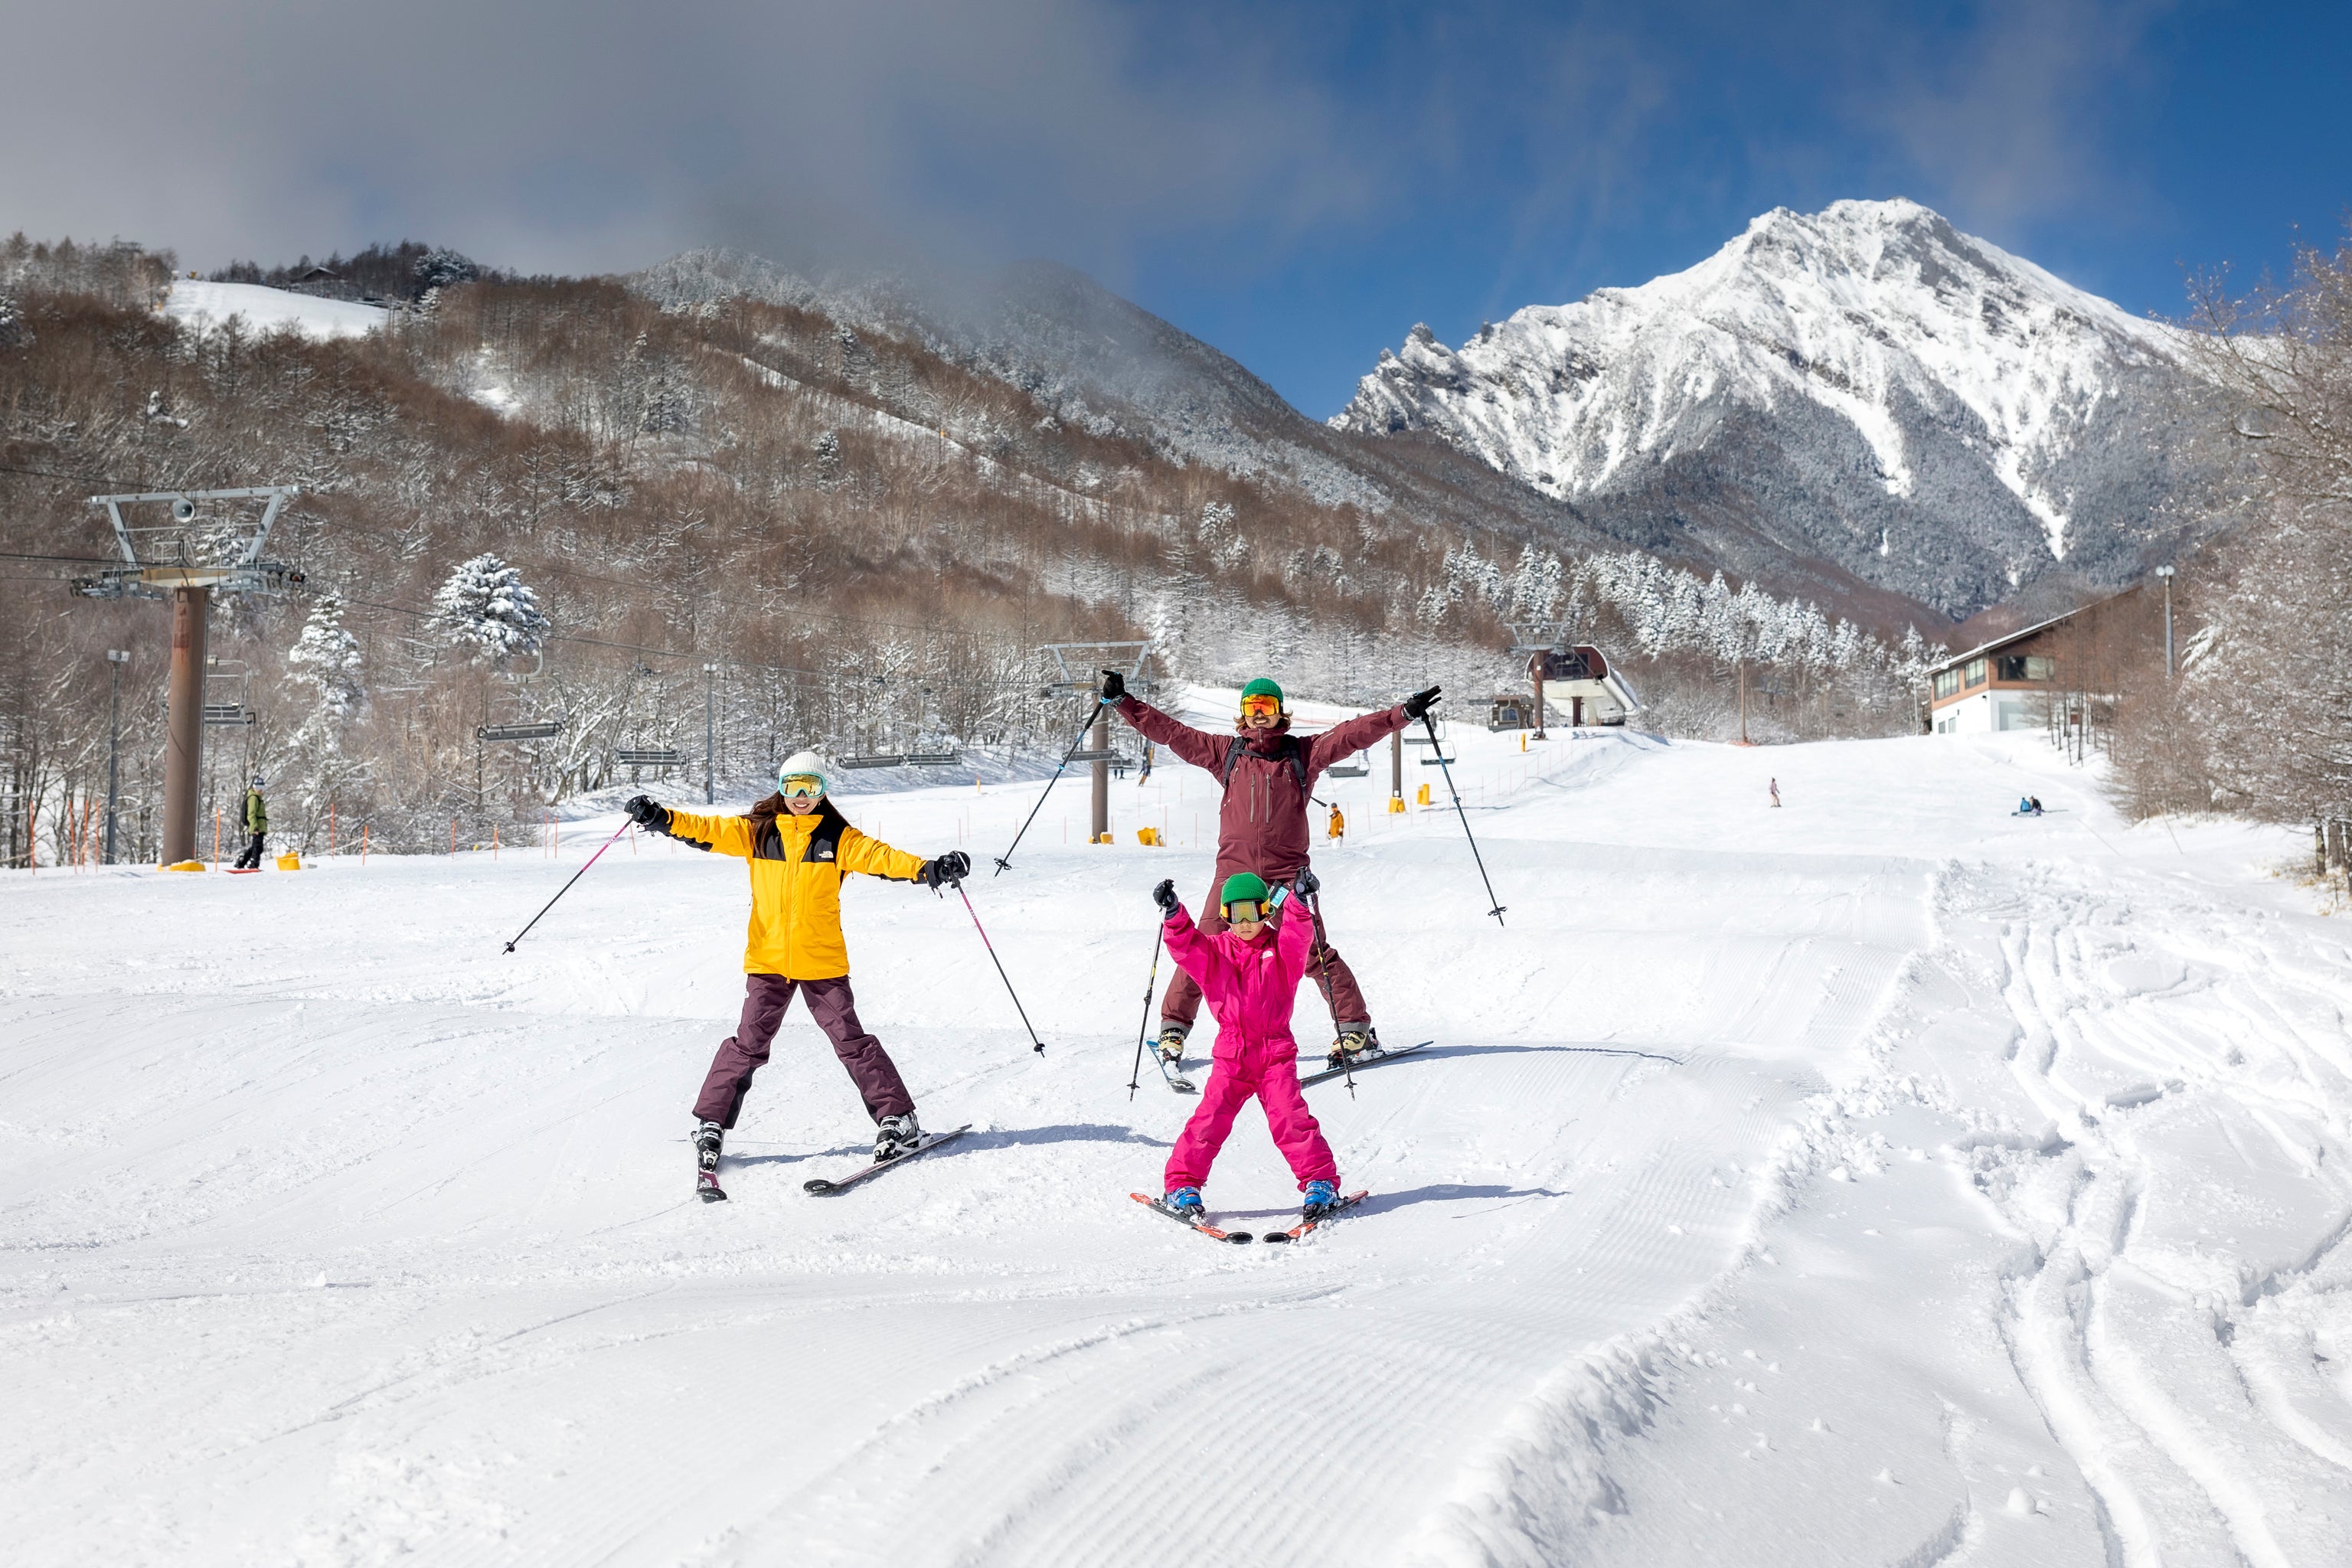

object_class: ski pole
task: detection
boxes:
[1423,710,1507,926]
[1126,920,1165,1100]
[501,818,630,953]
[953,878,1047,1054]
[993,698,1110,874]
[1306,891,1356,1098]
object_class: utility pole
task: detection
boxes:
[703,662,718,804]
[104,650,128,864]
[2154,565,2176,678]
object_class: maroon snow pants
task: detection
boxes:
[693,974,913,1129]
[1159,890,1369,1035]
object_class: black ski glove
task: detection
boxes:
[1403,684,1442,720]
[1152,877,1180,916]
[626,795,668,831]
[1290,867,1321,900]
[919,851,971,889]
[1099,668,1127,703]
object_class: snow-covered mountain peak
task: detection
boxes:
[1335,199,2199,615]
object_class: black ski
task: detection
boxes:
[1259,1188,1370,1242]
[696,1127,727,1203]
[1155,1050,1198,1095]
[802,1125,973,1195]
[1298,1040,1433,1088]
[1130,1191,1253,1244]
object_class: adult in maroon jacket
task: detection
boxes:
[1102,671,1442,1064]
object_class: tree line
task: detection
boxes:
[2,233,1949,865]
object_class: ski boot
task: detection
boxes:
[1301,1179,1339,1220]
[1155,1024,1188,1066]
[1327,1026,1380,1070]
[1163,1185,1206,1220]
[874,1112,923,1162]
[694,1121,727,1202]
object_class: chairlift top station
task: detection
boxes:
[71,487,305,867]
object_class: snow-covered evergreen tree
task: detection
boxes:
[431,554,549,665]
[287,594,364,718]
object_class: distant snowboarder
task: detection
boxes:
[626,750,969,1200]
[1149,870,1342,1224]
[1099,671,1436,1068]
[233,776,269,868]
[2017,795,2045,816]
[1769,777,1781,808]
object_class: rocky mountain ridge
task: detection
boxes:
[1333,198,2211,617]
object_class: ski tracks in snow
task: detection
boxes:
[1969,862,2352,1567]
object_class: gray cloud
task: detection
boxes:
[1,0,2179,320]
[2,0,1368,278]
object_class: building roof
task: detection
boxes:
[1922,589,2136,677]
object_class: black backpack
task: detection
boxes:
[1219,734,1309,794]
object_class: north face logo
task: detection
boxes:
[817,848,835,860]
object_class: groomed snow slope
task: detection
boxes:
[161,280,388,341]
[5,704,2350,1567]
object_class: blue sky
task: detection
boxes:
[1111,1,2352,414]
[8,1,2347,417]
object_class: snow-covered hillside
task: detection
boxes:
[1334,200,2209,616]
[161,279,387,341]
[5,704,2347,1566]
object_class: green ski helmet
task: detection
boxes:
[1219,871,1273,921]
[1238,677,1285,720]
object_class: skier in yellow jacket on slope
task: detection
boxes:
[625,749,969,1200]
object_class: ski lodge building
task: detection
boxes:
[1925,614,2067,733]
[1923,587,2155,735]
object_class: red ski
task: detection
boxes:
[1259,1188,1370,1243]
[1130,1191,1253,1244]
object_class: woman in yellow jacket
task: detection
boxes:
[626,750,968,1197]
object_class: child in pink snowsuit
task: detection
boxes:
[1155,871,1339,1200]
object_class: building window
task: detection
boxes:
[1997,654,2056,683]
[1933,669,1961,699]
[1964,658,1987,688]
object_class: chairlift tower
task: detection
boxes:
[73,487,302,866]
[1041,641,1153,843]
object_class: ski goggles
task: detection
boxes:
[1239,694,1283,720]
[1223,898,1270,923]
[779,773,826,799]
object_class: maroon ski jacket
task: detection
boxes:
[1113,695,1411,879]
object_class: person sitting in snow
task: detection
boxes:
[626,750,969,1200]
[1100,671,1437,1069]
[1150,868,1344,1224]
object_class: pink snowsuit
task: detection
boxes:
[1161,900,1339,1194]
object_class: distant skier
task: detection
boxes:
[2018,795,2045,816]
[626,750,969,1200]
[1100,671,1438,1068]
[233,776,269,868]
[1769,777,1781,808]
[1326,802,1345,841]
[1151,869,1341,1223]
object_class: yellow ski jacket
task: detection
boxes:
[662,801,926,979]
